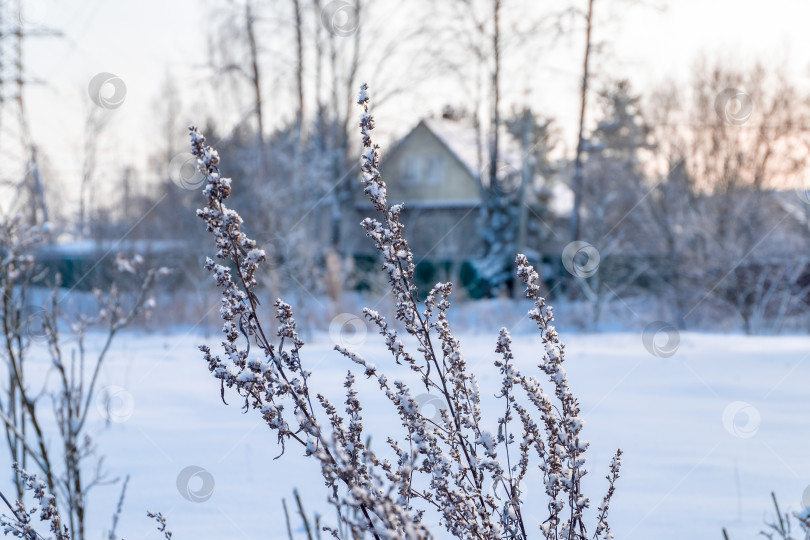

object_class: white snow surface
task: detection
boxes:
[7,327,810,539]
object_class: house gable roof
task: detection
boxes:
[374,118,482,206]
[374,116,573,217]
[418,118,483,179]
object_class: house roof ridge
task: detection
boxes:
[419,117,481,178]
[420,116,527,179]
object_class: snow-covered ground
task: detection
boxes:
[6,323,810,539]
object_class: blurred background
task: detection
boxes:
[4,0,810,332]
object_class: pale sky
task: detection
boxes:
[14,0,810,218]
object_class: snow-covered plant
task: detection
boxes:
[0,213,167,540]
[723,492,810,540]
[0,464,69,540]
[282,488,323,540]
[0,466,172,540]
[38,255,167,540]
[192,84,622,539]
[145,510,173,540]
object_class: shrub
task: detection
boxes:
[191,84,622,539]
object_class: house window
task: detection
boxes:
[400,156,421,186]
[400,154,444,187]
[423,155,444,185]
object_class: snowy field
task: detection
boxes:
[6,322,810,539]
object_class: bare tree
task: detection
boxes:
[78,106,109,236]
[432,0,550,295]
[647,59,810,332]
[292,0,305,139]
[569,0,595,242]
[569,80,652,328]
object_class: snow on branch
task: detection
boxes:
[190,84,622,539]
